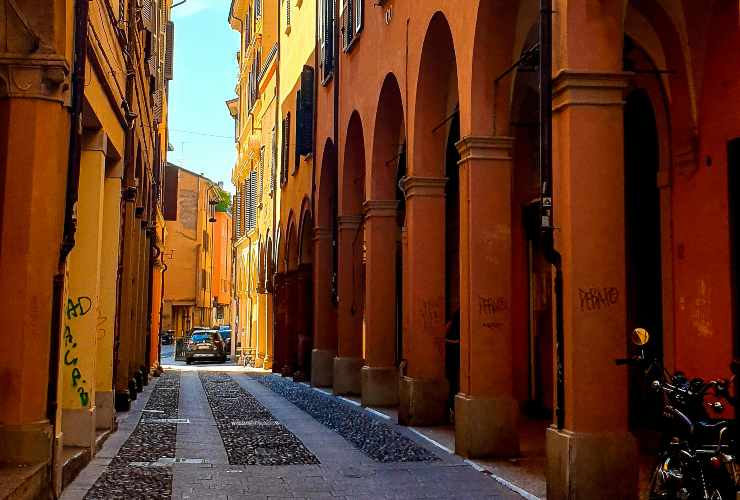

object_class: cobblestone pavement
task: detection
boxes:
[64,363,521,499]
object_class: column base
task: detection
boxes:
[311,349,335,387]
[95,391,115,430]
[455,394,519,458]
[333,357,363,395]
[361,366,399,407]
[546,426,638,500]
[61,407,96,454]
[115,391,131,412]
[0,420,53,465]
[254,356,264,368]
[398,376,449,426]
[263,356,273,370]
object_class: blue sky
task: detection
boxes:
[169,0,239,192]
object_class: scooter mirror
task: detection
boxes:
[631,328,650,346]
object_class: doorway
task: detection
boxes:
[624,88,664,432]
[444,112,460,419]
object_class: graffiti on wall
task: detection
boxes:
[578,287,619,312]
[65,296,91,407]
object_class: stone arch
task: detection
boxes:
[468,0,520,136]
[317,138,338,231]
[370,73,406,201]
[298,197,314,265]
[286,213,299,272]
[341,111,366,215]
[412,11,460,177]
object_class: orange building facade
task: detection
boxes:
[263,1,740,498]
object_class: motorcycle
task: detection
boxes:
[616,328,738,499]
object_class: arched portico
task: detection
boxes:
[311,139,339,387]
[362,74,406,407]
[334,112,366,395]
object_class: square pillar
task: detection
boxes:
[398,176,448,425]
[311,227,337,387]
[62,131,107,454]
[334,215,364,395]
[454,136,519,458]
[362,200,400,407]
[95,175,121,431]
[546,70,637,500]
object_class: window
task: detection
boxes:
[271,126,277,195]
[319,0,334,82]
[201,269,207,290]
[295,66,315,159]
[281,113,291,186]
[258,146,265,203]
[247,170,257,231]
[342,0,362,51]
[286,0,291,29]
[255,0,262,19]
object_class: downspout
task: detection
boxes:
[538,0,565,430]
[275,0,282,365]
[49,0,91,490]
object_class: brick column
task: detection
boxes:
[311,226,337,387]
[545,70,637,500]
[334,215,364,395]
[454,136,519,458]
[361,200,400,406]
[398,176,448,425]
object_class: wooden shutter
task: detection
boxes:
[271,126,277,194]
[281,114,291,186]
[234,192,240,237]
[249,171,257,231]
[355,0,363,34]
[286,0,291,27]
[165,21,174,80]
[141,0,153,32]
[298,66,314,155]
[323,0,334,76]
[259,147,265,203]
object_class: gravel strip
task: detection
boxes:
[84,372,180,500]
[199,373,320,465]
[258,375,440,463]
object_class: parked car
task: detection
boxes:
[160,330,174,345]
[184,330,226,364]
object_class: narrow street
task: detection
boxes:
[59,346,518,500]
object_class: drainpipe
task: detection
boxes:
[48,0,91,492]
[538,0,565,430]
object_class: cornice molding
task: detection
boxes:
[552,70,629,113]
[400,176,447,200]
[0,53,70,104]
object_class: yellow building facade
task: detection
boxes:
[229,0,279,369]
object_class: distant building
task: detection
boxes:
[162,164,227,336]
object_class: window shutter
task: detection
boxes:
[295,89,303,170]
[165,21,174,80]
[286,0,291,27]
[241,180,248,235]
[141,0,153,32]
[355,0,363,34]
[255,0,262,19]
[249,171,257,231]
[234,192,240,237]
[323,0,334,77]
[342,0,353,50]
[259,146,265,203]
[281,114,291,186]
[298,65,314,155]
[271,126,277,194]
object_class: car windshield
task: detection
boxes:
[191,332,213,342]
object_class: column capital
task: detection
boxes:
[552,70,629,113]
[363,200,398,218]
[455,136,514,164]
[313,226,332,241]
[0,54,71,104]
[83,130,108,153]
[337,215,363,230]
[400,176,447,200]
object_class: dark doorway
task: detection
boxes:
[444,112,461,419]
[728,139,740,366]
[624,89,663,432]
[395,144,407,367]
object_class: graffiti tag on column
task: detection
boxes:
[578,287,619,312]
[64,296,92,407]
[420,298,442,328]
[479,296,507,329]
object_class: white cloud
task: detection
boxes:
[172,0,211,18]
